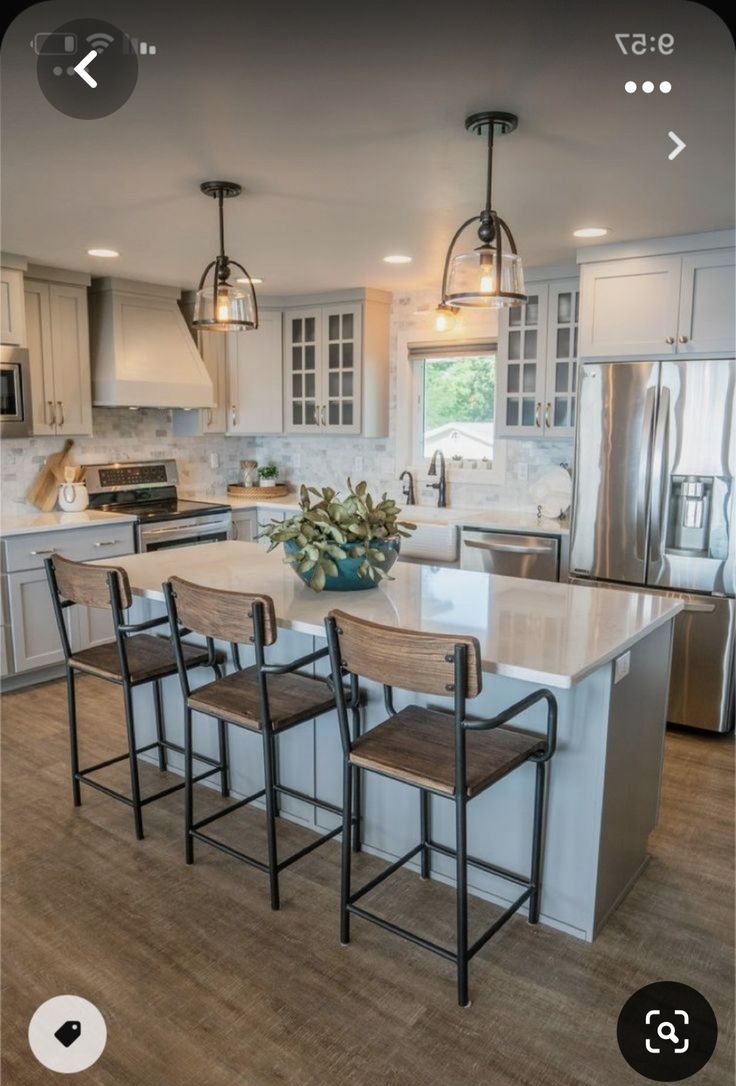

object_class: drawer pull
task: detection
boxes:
[30,548,55,556]
[465,540,553,555]
[94,540,119,547]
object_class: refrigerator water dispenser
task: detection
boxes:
[666,475,714,555]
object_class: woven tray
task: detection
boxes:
[227,483,289,500]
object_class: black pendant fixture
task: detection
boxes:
[440,111,526,309]
[193,181,259,331]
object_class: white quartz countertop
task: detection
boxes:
[198,495,570,535]
[0,510,138,537]
[97,540,680,689]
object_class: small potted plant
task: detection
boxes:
[259,480,416,592]
[257,464,279,486]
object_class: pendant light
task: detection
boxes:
[434,301,459,332]
[193,181,258,331]
[441,112,526,309]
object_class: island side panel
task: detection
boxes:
[592,620,674,936]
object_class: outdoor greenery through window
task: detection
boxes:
[420,354,496,461]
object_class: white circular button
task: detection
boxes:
[624,80,637,94]
[659,80,672,94]
[28,995,106,1074]
[642,80,655,94]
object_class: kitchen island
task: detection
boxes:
[96,541,681,941]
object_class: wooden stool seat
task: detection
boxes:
[70,634,210,685]
[188,666,335,733]
[350,705,545,798]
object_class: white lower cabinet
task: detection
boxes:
[2,523,135,676]
[231,510,259,542]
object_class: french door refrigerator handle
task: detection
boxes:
[649,385,670,564]
[636,385,657,560]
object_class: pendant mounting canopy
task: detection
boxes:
[464,111,518,138]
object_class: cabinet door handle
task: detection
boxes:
[535,402,541,427]
[207,408,213,427]
[320,404,326,427]
[545,402,551,428]
[678,335,689,344]
[47,400,56,426]
[231,405,237,426]
[30,548,55,556]
[57,401,64,426]
[94,540,119,547]
[665,336,675,344]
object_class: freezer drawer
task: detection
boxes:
[461,530,559,581]
[570,578,735,733]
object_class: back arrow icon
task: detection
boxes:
[668,131,686,160]
[73,49,98,88]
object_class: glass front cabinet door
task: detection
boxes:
[496,277,579,439]
[284,303,362,434]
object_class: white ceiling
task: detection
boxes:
[1,0,733,295]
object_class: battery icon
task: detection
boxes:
[31,32,77,55]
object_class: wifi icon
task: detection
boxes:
[86,31,114,54]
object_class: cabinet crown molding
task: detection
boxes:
[577,229,736,265]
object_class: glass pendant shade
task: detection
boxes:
[445,245,525,309]
[193,275,257,331]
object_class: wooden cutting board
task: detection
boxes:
[26,439,74,512]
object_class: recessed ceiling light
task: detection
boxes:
[87,248,120,257]
[236,276,263,285]
[573,227,610,239]
[383,254,412,264]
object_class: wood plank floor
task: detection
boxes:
[1,675,733,1085]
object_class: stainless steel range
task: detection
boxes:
[85,459,231,552]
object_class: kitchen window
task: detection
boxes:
[411,345,497,465]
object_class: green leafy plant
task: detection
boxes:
[258,464,279,481]
[259,480,416,591]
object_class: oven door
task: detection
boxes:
[138,516,232,552]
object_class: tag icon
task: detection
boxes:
[54,1019,82,1048]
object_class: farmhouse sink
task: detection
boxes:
[398,513,459,564]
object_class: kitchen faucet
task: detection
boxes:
[399,470,416,505]
[428,449,447,508]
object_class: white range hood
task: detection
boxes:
[89,277,215,408]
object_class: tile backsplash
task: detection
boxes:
[1,290,573,515]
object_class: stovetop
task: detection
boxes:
[93,497,231,525]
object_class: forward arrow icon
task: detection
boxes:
[668,132,686,161]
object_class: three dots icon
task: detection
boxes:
[626,81,672,94]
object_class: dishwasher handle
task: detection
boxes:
[464,539,555,556]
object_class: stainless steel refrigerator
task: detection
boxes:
[570,358,735,732]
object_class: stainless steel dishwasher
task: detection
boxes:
[460,529,560,580]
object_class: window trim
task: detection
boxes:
[409,343,507,485]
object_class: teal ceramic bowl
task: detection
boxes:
[284,537,400,591]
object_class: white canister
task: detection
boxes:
[58,482,89,512]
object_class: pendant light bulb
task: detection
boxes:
[434,302,459,332]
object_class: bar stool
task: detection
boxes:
[46,554,227,840]
[163,577,361,911]
[324,609,557,1007]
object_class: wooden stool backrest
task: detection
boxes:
[168,577,278,646]
[328,609,482,698]
[51,552,132,611]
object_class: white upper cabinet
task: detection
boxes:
[228,309,283,434]
[578,240,735,359]
[172,327,228,436]
[283,290,389,436]
[1,267,26,345]
[677,250,735,354]
[24,277,92,435]
[497,276,578,438]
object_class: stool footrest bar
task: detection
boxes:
[77,775,134,805]
[274,783,343,818]
[348,843,423,905]
[276,824,343,871]
[191,789,266,831]
[189,830,270,871]
[427,839,530,887]
[467,887,533,960]
[347,904,456,962]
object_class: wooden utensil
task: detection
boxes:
[26,439,74,512]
